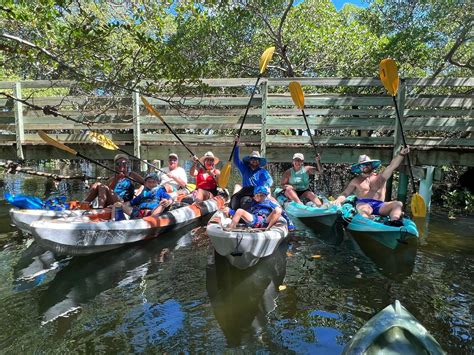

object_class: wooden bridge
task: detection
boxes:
[0,77,472,168]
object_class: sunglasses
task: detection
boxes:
[115,161,128,166]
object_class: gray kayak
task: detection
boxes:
[343,300,445,354]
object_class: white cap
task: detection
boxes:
[168,153,178,160]
[292,153,304,161]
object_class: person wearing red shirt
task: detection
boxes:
[190,151,220,202]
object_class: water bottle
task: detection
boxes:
[114,206,125,221]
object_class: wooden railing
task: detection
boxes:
[0,77,472,166]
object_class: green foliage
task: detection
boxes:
[442,189,474,218]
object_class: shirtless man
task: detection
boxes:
[335,147,410,226]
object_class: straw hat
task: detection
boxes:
[199,151,219,165]
[114,153,129,162]
[243,151,267,167]
[351,155,381,174]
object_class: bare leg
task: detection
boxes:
[97,185,122,208]
[151,205,165,216]
[265,208,282,229]
[356,203,374,219]
[194,188,212,203]
[379,201,403,220]
[84,183,101,203]
[302,191,322,207]
[229,209,254,229]
[284,188,302,204]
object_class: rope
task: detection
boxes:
[0,160,108,181]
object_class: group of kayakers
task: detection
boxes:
[80,135,411,228]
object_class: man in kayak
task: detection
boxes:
[334,147,410,226]
[230,137,273,211]
[157,153,188,195]
[83,154,144,208]
[223,186,282,231]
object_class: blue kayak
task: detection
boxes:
[347,214,419,250]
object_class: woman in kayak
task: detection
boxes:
[115,173,173,219]
[83,154,144,208]
[279,152,323,206]
[223,186,282,231]
[190,151,220,202]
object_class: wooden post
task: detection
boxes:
[397,172,409,206]
[132,91,145,171]
[260,80,268,156]
[14,82,25,160]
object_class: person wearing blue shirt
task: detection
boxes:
[224,186,282,230]
[116,173,172,219]
[230,137,273,210]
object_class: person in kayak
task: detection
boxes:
[157,153,188,195]
[230,137,273,210]
[334,147,410,226]
[116,173,173,219]
[83,154,144,208]
[279,152,323,206]
[190,151,220,202]
[223,186,282,231]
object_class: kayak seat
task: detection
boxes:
[366,326,429,355]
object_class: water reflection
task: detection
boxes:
[13,240,70,292]
[349,235,417,281]
[38,223,198,326]
[206,243,288,347]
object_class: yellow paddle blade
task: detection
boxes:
[411,193,427,218]
[186,183,196,192]
[259,46,275,74]
[379,58,399,96]
[141,97,166,124]
[218,162,232,189]
[289,81,304,110]
[88,132,119,150]
[38,131,78,156]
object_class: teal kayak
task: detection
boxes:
[347,214,419,250]
[343,300,445,354]
[274,188,339,226]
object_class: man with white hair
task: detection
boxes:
[335,147,410,226]
[157,153,188,194]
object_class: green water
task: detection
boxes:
[0,173,472,353]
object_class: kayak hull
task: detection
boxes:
[347,214,419,250]
[30,196,225,255]
[285,201,339,227]
[343,300,445,354]
[206,211,288,270]
[9,208,84,234]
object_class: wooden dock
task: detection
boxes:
[0,77,472,166]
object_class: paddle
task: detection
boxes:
[87,131,196,191]
[379,58,426,217]
[218,46,276,189]
[289,81,319,153]
[38,131,142,185]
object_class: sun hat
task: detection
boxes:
[292,153,304,161]
[351,155,381,174]
[199,151,220,165]
[254,186,269,195]
[242,151,267,167]
[114,154,129,162]
[168,153,178,160]
[145,173,160,181]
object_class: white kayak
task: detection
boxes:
[343,300,445,354]
[10,208,84,234]
[30,196,225,256]
[206,211,288,270]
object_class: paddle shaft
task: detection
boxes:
[301,109,318,151]
[76,152,142,185]
[392,96,416,194]
[227,75,262,162]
